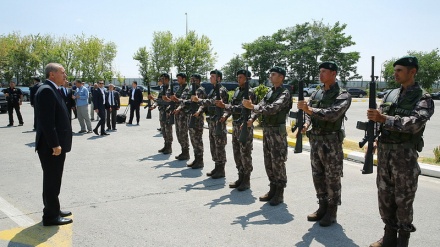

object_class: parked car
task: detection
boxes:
[347,88,368,98]
[17,87,30,101]
[377,89,392,99]
[303,84,321,96]
[431,91,440,100]
[0,92,7,113]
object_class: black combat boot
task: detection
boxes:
[237,173,251,191]
[211,164,225,179]
[369,225,398,247]
[229,173,244,188]
[191,155,204,169]
[187,153,198,167]
[397,230,410,247]
[162,143,172,154]
[269,185,284,206]
[175,148,190,160]
[206,163,218,176]
[307,198,328,221]
[259,183,276,201]
[158,143,166,153]
[319,204,338,227]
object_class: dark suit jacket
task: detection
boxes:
[93,88,106,110]
[128,88,143,106]
[35,80,72,153]
[60,87,76,110]
[105,91,120,109]
[30,82,42,106]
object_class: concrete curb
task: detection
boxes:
[226,127,440,179]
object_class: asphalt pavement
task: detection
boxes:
[0,103,439,247]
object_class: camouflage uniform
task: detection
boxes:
[376,83,434,233]
[154,84,173,152]
[251,86,291,188]
[199,83,229,178]
[305,83,351,206]
[174,83,191,158]
[224,87,256,175]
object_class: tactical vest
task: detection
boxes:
[231,87,246,119]
[380,87,425,147]
[206,85,226,116]
[175,84,189,98]
[310,84,346,132]
[261,87,289,126]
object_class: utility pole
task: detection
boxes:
[185,13,188,35]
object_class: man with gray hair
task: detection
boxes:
[73,79,93,133]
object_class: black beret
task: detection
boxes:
[33,77,41,82]
[319,61,338,71]
[269,66,286,77]
[236,69,251,77]
[210,69,223,78]
[160,73,170,79]
[191,73,201,80]
[393,56,419,71]
[176,72,187,78]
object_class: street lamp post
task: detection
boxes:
[185,13,188,35]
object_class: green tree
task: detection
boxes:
[133,46,152,84]
[221,54,246,82]
[150,31,174,80]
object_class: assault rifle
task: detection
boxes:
[213,71,223,136]
[160,83,169,123]
[238,67,250,144]
[289,80,304,153]
[188,79,199,129]
[356,56,377,174]
[168,73,175,125]
[145,82,152,119]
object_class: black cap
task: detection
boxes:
[319,61,338,71]
[176,72,187,79]
[33,77,41,82]
[160,73,170,79]
[210,69,222,78]
[269,66,286,77]
[236,69,251,77]
[393,56,419,71]
[191,73,202,80]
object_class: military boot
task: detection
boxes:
[319,204,338,227]
[211,164,225,179]
[369,225,397,247]
[191,155,204,169]
[206,163,218,176]
[397,230,410,247]
[307,198,328,221]
[259,183,276,201]
[237,173,251,191]
[158,143,166,153]
[269,185,284,206]
[162,143,172,154]
[175,148,190,160]
[229,173,244,188]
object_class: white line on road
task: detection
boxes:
[0,196,35,227]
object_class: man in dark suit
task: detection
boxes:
[93,80,109,136]
[60,80,76,120]
[128,81,143,125]
[30,77,42,130]
[105,84,120,131]
[35,63,73,226]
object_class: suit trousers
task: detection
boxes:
[38,146,66,220]
[8,102,23,124]
[76,105,92,131]
[106,107,117,130]
[94,108,106,133]
[129,104,140,124]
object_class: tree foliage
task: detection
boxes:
[150,31,174,80]
[221,54,246,82]
[133,46,152,84]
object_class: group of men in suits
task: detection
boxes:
[91,80,121,135]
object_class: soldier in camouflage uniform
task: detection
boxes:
[367,56,434,247]
[298,61,352,227]
[171,73,191,160]
[216,69,256,191]
[192,70,229,179]
[150,73,173,154]
[184,74,207,169]
[243,66,291,206]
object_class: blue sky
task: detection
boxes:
[1,0,439,80]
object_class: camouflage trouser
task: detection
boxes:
[207,118,227,164]
[262,126,287,187]
[175,111,189,150]
[376,143,420,232]
[159,109,173,144]
[232,122,253,174]
[188,114,204,156]
[309,136,343,205]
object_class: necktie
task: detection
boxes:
[111,92,114,106]
[58,88,63,96]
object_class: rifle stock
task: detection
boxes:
[168,74,175,125]
[238,68,250,144]
[146,82,152,119]
[294,81,304,153]
[189,80,198,129]
[214,80,223,136]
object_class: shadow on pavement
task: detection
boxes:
[180,178,226,192]
[24,142,35,148]
[7,223,59,247]
[153,160,186,169]
[205,189,256,209]
[138,153,171,162]
[294,223,358,247]
[21,130,35,134]
[158,167,203,180]
[231,203,294,229]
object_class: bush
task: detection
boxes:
[434,146,440,163]
[253,84,270,125]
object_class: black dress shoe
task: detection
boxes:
[7,124,13,127]
[93,129,99,135]
[43,216,73,226]
[60,210,72,217]
[101,132,110,136]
